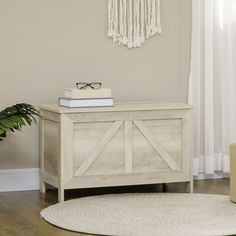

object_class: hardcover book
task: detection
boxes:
[64,88,112,99]
[59,97,113,108]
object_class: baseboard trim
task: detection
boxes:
[0,168,39,192]
[194,173,230,180]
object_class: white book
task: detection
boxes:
[64,88,112,99]
[59,97,113,108]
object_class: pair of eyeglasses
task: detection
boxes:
[76,82,102,90]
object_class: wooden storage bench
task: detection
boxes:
[40,102,193,202]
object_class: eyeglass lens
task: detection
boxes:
[76,82,102,90]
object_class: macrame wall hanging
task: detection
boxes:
[108,0,161,49]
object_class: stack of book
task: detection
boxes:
[59,88,113,108]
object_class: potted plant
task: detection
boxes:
[0,103,39,141]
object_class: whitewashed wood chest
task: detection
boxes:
[40,102,193,202]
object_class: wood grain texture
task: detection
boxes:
[133,120,179,171]
[74,121,123,177]
[39,102,192,114]
[73,122,125,177]
[39,111,45,193]
[40,102,193,202]
[125,121,133,173]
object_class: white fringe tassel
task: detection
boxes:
[108,0,161,48]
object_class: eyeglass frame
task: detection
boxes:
[76,82,102,90]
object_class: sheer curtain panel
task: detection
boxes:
[189,0,236,176]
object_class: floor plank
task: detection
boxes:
[0,179,230,236]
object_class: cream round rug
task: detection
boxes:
[40,193,236,236]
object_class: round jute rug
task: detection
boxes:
[40,193,236,236]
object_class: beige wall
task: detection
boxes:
[0,0,192,170]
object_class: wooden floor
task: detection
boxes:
[0,179,230,236]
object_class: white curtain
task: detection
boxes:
[189,0,236,176]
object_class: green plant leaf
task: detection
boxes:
[0,103,39,141]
